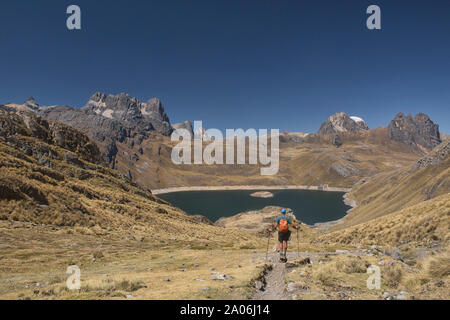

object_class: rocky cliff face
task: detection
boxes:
[413,140,449,170]
[24,97,39,111]
[23,93,173,168]
[83,92,172,136]
[388,113,441,151]
[318,112,369,135]
[0,106,104,166]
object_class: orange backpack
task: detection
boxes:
[279,218,289,233]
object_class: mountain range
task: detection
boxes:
[1,93,449,300]
[4,93,443,191]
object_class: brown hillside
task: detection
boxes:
[116,128,420,190]
[340,140,450,228]
[0,106,256,244]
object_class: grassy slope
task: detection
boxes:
[0,109,262,299]
[320,193,450,247]
[341,141,450,228]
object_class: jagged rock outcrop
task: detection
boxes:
[279,132,308,143]
[330,162,360,177]
[331,134,342,147]
[24,97,39,111]
[388,113,441,151]
[318,112,369,135]
[29,93,173,167]
[0,106,104,165]
[172,120,194,137]
[413,140,450,170]
[83,92,172,136]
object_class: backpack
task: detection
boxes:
[279,217,289,233]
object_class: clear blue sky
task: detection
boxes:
[1,0,449,133]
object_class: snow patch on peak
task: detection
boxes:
[350,116,365,123]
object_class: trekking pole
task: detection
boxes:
[296,227,300,259]
[265,230,271,263]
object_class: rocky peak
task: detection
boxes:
[172,120,194,137]
[83,92,172,136]
[318,112,369,135]
[24,97,39,111]
[388,112,441,151]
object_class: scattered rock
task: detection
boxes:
[254,280,264,291]
[200,287,210,291]
[435,280,444,287]
[211,274,232,281]
[286,282,297,293]
[377,258,395,266]
[382,292,394,300]
[395,291,409,300]
[285,258,311,268]
[387,247,403,261]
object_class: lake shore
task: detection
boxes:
[311,192,359,230]
[152,185,352,195]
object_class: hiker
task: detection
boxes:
[268,208,300,262]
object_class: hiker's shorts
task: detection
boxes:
[278,230,291,242]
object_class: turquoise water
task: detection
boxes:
[158,189,351,224]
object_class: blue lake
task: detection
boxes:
[158,189,351,224]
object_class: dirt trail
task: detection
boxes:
[252,251,310,300]
[252,250,371,300]
[251,255,290,300]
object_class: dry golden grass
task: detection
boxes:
[284,249,449,300]
[318,193,450,247]
[341,142,449,228]
[0,222,265,300]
